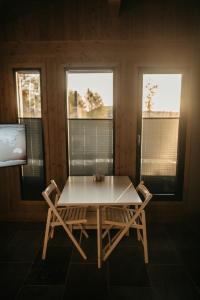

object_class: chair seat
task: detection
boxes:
[105,207,136,226]
[53,207,87,226]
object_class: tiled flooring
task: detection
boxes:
[0,221,200,300]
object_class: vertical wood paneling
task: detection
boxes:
[0,63,11,214]
[0,0,199,221]
[63,0,81,40]
[0,65,21,214]
[38,6,51,41]
[117,61,136,177]
[47,1,65,41]
[0,0,198,42]
[55,62,68,188]
[45,58,67,189]
[45,59,57,179]
[78,0,101,40]
[0,62,5,121]
[113,64,121,175]
[23,13,40,41]
[186,55,200,220]
[3,64,17,122]
[40,63,50,186]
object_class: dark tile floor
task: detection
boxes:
[0,221,200,300]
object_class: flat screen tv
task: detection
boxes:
[0,124,27,168]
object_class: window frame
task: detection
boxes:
[136,67,188,201]
[14,68,46,201]
[65,67,116,176]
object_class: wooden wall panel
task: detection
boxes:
[0,0,198,42]
[45,58,67,190]
[186,52,200,222]
[0,63,21,216]
[0,40,195,222]
[116,61,136,177]
[0,0,200,221]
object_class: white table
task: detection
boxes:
[58,176,142,268]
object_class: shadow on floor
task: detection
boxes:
[0,221,200,300]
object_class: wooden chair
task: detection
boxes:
[42,179,88,260]
[102,181,152,263]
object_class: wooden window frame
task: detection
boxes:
[136,68,188,201]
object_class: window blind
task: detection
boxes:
[68,119,113,175]
[20,118,45,200]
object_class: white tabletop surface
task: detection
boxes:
[58,176,142,206]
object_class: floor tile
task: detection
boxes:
[179,247,200,266]
[148,225,175,250]
[166,223,200,250]
[0,262,31,300]
[184,263,200,288]
[47,227,78,248]
[66,263,108,289]
[63,286,109,300]
[1,221,200,300]
[107,243,144,262]
[108,246,150,286]
[149,248,181,265]
[16,285,65,300]
[148,264,200,300]
[109,286,156,300]
[25,247,72,285]
[70,230,97,263]
[0,230,43,262]
[0,228,16,259]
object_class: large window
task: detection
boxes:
[15,70,45,200]
[138,73,186,199]
[66,70,113,175]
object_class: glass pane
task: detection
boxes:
[67,72,113,119]
[16,71,45,200]
[16,71,41,118]
[67,71,114,176]
[141,74,182,195]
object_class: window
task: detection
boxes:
[66,70,114,175]
[138,72,186,200]
[15,70,45,200]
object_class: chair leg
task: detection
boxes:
[79,228,83,244]
[79,224,89,238]
[125,229,130,237]
[136,221,140,240]
[141,210,148,263]
[50,227,55,239]
[50,215,56,238]
[102,225,113,239]
[102,225,112,251]
[135,206,140,240]
[42,208,52,260]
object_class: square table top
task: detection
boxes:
[58,176,142,206]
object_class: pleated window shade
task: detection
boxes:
[141,118,179,177]
[68,119,113,175]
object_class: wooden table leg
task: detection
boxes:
[97,206,102,268]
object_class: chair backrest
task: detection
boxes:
[42,179,61,209]
[127,181,152,226]
[136,181,152,207]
